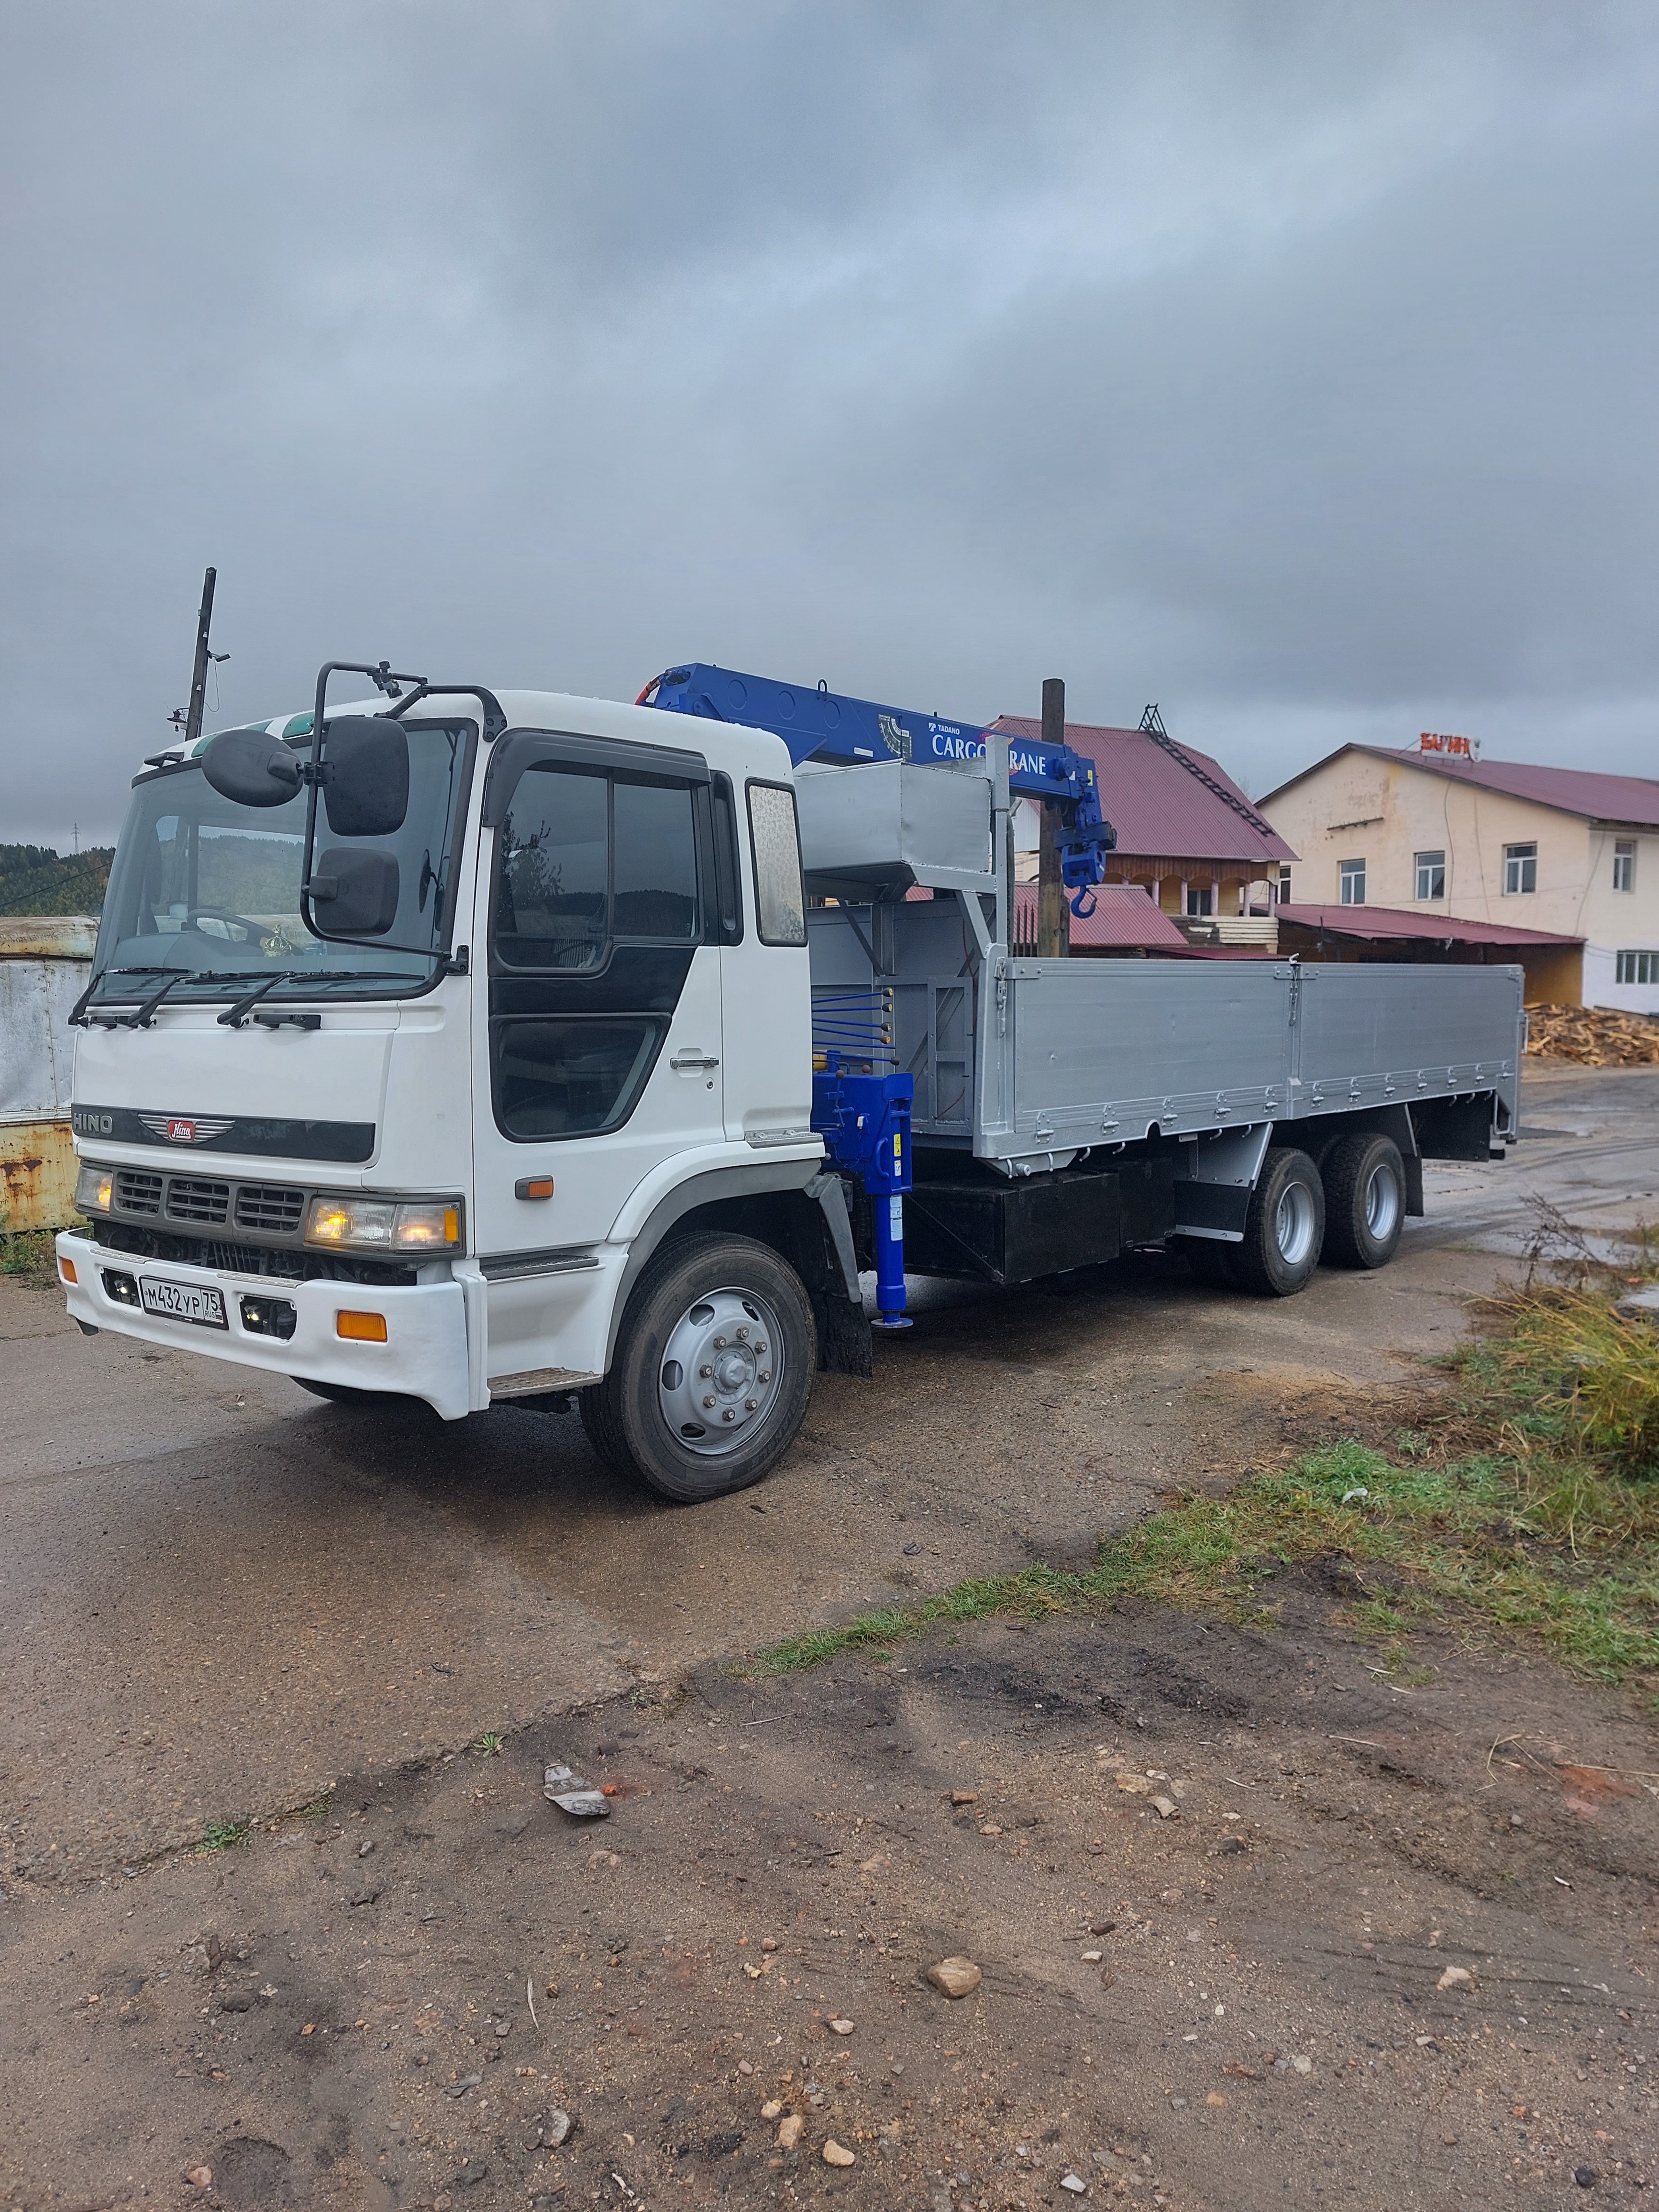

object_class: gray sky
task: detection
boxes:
[4,0,1657,849]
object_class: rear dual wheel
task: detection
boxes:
[1319,1131,1406,1270]
[1183,1133,1406,1295]
[580,1232,816,1502]
[1181,1147,1325,1297]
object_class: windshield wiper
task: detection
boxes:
[97,971,191,1030]
[218,967,430,1027]
[84,968,274,1030]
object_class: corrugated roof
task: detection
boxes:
[991,718,1295,866]
[1012,881,1189,950]
[1278,902,1582,948]
[1263,745,1659,829]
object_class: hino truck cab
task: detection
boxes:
[57,668,857,1501]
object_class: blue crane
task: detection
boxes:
[639,661,1117,916]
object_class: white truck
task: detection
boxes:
[57,658,1524,1501]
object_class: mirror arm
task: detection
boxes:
[387,682,509,741]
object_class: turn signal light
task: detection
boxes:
[515,1176,554,1200]
[336,1310,388,1343]
[59,1256,78,1284]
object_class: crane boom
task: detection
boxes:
[641,661,1116,912]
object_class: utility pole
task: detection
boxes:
[1036,675,1069,958]
[182,566,218,751]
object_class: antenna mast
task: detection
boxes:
[182,566,218,751]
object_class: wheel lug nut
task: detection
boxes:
[758,1370,770,1383]
[753,1340,767,1353]
[722,1409,736,1422]
[744,1398,757,1412]
[712,1335,726,1348]
[698,1364,712,1378]
[702,1395,716,1409]
[736,1326,748,1339]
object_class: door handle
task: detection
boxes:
[670,1052,720,1072]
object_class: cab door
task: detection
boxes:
[470,735,726,1339]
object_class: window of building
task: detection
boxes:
[1275,866,1292,905]
[1415,850,1446,900]
[1503,842,1537,895]
[1338,858,1366,905]
[1184,883,1214,917]
[1614,839,1636,893]
[1616,951,1659,986]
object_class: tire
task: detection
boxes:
[292,1377,387,1405]
[577,1381,633,1477]
[589,1231,816,1502]
[1320,1132,1406,1270]
[1176,1236,1240,1290]
[1232,1147,1325,1297]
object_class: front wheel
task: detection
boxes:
[588,1232,817,1502]
[1232,1147,1326,1297]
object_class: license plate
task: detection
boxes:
[139,1276,228,1329]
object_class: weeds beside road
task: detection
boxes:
[758,1230,1659,1702]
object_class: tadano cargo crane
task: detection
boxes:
[639,662,1117,914]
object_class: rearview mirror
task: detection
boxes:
[306,847,401,935]
[323,717,409,838]
[199,728,302,809]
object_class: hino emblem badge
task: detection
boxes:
[139,1115,235,1145]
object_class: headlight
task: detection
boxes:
[304,1194,464,1253]
[76,1162,114,1215]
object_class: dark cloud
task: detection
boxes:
[3,0,1656,844]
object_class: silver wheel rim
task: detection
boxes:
[657,1286,784,1458]
[1364,1161,1401,1241]
[1274,1179,1318,1268]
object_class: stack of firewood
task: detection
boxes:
[1525,1004,1659,1064]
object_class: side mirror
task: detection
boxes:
[323,717,409,838]
[200,728,302,809]
[307,847,401,935]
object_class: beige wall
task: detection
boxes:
[1261,752,1659,1010]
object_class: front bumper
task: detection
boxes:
[54,1231,473,1420]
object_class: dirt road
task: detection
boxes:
[2,1062,1658,2208]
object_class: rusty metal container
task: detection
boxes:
[0,916,96,1232]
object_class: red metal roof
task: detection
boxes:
[1264,745,1659,829]
[991,717,1295,867]
[1278,902,1582,948]
[1012,881,1189,950]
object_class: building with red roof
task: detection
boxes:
[990,714,1294,925]
[1260,741,1659,1011]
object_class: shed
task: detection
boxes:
[1275,902,1582,1006]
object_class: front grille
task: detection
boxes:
[92,1218,417,1287]
[114,1169,164,1216]
[165,1177,231,1225]
[235,1184,305,1236]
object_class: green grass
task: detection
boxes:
[750,1284,1659,1695]
[471,1732,504,1757]
[199,1817,251,1851]
[0,1228,60,1282]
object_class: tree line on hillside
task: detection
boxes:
[0,844,114,916]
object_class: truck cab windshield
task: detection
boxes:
[88,719,471,1005]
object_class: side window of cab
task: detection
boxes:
[488,759,712,1139]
